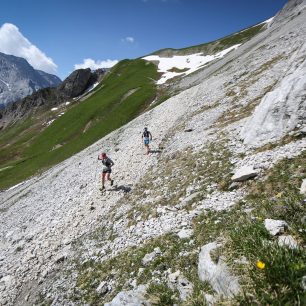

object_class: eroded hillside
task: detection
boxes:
[0,1,306,305]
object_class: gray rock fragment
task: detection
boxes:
[264,219,288,236]
[300,179,306,195]
[198,242,240,297]
[278,235,298,249]
[168,270,193,301]
[177,229,193,239]
[231,166,258,182]
[96,281,110,295]
[204,293,217,306]
[104,285,150,306]
[142,247,161,266]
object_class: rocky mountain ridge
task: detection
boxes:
[0,52,61,107]
[0,0,305,305]
[0,68,107,129]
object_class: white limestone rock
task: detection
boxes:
[231,165,258,182]
[198,242,240,297]
[96,281,110,295]
[300,179,306,195]
[204,293,217,306]
[278,235,298,249]
[142,247,161,266]
[176,277,193,301]
[104,285,150,306]
[241,42,306,147]
[168,270,193,301]
[234,256,249,265]
[264,219,288,236]
[168,270,181,283]
[177,229,194,239]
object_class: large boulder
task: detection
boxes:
[198,242,240,297]
[241,42,306,147]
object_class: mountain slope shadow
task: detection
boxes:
[109,185,132,193]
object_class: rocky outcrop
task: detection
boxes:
[0,68,106,128]
[1,87,64,125]
[198,242,240,297]
[271,0,306,27]
[0,52,61,107]
[36,70,62,87]
[57,68,92,98]
[241,41,306,147]
[58,68,106,98]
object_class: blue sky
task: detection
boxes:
[0,0,288,80]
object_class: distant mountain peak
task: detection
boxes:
[0,51,61,107]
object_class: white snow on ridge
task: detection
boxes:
[87,82,99,92]
[7,180,29,191]
[142,44,241,84]
[262,17,274,25]
[73,82,100,101]
[45,119,56,126]
[238,17,274,35]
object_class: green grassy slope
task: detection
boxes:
[0,59,158,190]
[153,22,266,56]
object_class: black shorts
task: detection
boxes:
[102,168,112,174]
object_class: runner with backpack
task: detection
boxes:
[98,152,114,191]
[142,127,153,155]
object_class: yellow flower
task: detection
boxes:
[256,261,265,269]
[257,217,263,221]
[275,192,283,198]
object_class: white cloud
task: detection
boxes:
[121,36,135,43]
[0,23,57,74]
[74,58,118,70]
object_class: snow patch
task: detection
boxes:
[7,180,29,191]
[46,119,56,126]
[86,82,99,92]
[142,45,241,85]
